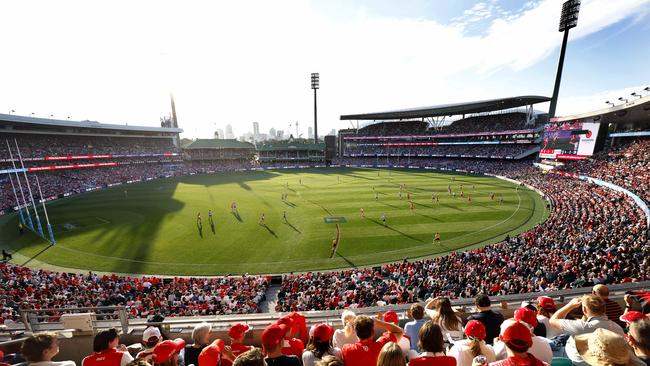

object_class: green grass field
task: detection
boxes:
[0,168,549,275]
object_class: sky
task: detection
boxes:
[1,0,649,139]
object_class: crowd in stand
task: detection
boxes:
[558,138,650,204]
[0,263,270,324]
[354,113,533,137]
[10,287,650,366]
[343,145,534,158]
[0,133,178,158]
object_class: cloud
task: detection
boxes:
[0,0,647,138]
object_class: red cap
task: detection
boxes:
[311,324,334,343]
[383,311,399,325]
[465,320,486,340]
[514,307,538,328]
[152,339,186,364]
[262,324,285,349]
[502,322,532,347]
[276,316,293,335]
[620,311,648,324]
[537,296,556,311]
[198,339,225,366]
[228,323,251,339]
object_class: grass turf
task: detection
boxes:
[0,168,549,275]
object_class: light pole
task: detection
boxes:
[548,0,581,118]
[605,101,615,107]
[631,92,642,99]
[311,73,319,144]
[618,97,628,104]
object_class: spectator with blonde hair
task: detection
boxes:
[333,310,358,349]
[21,333,76,366]
[184,322,211,366]
[448,320,495,366]
[377,342,406,366]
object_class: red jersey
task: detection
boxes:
[409,355,457,366]
[82,348,132,366]
[280,338,304,358]
[221,343,252,366]
[341,333,395,366]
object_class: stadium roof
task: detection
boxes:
[553,94,650,124]
[0,113,183,133]
[257,143,325,151]
[185,139,255,149]
[340,96,551,121]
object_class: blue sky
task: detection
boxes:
[0,0,648,138]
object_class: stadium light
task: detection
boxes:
[618,97,629,103]
[605,101,615,107]
[631,92,642,99]
[311,73,319,144]
[548,0,581,118]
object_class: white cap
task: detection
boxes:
[143,326,162,341]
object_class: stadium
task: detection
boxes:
[1,1,650,366]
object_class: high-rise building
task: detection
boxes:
[269,128,276,140]
[328,129,337,136]
[215,129,224,139]
[253,122,260,140]
[308,127,314,139]
[276,130,284,140]
[225,124,234,139]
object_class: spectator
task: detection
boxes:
[381,311,410,357]
[302,324,338,366]
[494,309,552,364]
[276,315,305,358]
[332,311,358,349]
[467,295,504,345]
[593,285,625,328]
[535,297,557,339]
[82,329,133,366]
[232,348,265,366]
[627,319,650,366]
[404,304,427,350]
[184,322,211,366]
[549,295,625,337]
[377,342,406,366]
[340,315,403,366]
[448,320,495,366]
[425,297,463,342]
[487,322,547,366]
[261,324,301,366]
[198,339,234,366]
[21,332,76,366]
[152,340,186,366]
[408,322,456,366]
[136,327,163,361]
[572,328,645,366]
[621,312,649,327]
[314,355,343,366]
[222,323,253,366]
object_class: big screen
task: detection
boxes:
[539,120,601,160]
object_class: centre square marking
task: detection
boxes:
[323,216,347,224]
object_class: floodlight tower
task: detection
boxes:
[311,73,319,143]
[548,0,581,118]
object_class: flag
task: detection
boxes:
[626,290,650,313]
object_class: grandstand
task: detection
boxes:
[257,142,325,166]
[337,97,548,164]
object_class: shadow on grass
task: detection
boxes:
[283,201,297,208]
[366,218,424,243]
[336,252,356,268]
[284,221,301,233]
[261,223,278,238]
[22,244,54,266]
[232,211,243,222]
